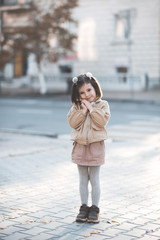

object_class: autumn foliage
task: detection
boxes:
[0,0,78,70]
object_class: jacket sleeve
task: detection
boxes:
[67,105,87,129]
[90,101,110,128]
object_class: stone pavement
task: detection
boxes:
[0,117,160,240]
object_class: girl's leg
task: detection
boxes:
[77,165,89,205]
[87,166,101,223]
[89,166,101,207]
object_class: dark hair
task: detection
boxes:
[71,74,103,105]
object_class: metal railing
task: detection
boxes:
[1,72,159,94]
[94,73,148,91]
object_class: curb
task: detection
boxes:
[0,92,160,105]
[103,97,159,105]
[0,128,58,139]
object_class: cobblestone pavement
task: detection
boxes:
[0,117,160,240]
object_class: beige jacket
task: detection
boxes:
[67,99,110,145]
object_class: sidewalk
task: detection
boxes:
[0,126,160,239]
[103,88,160,104]
[0,77,160,104]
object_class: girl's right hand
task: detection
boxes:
[81,102,88,114]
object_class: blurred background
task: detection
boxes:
[0,0,160,95]
[1,3,160,238]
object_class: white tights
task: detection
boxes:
[77,165,100,207]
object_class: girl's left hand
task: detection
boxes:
[81,99,93,112]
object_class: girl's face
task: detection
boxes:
[79,83,96,102]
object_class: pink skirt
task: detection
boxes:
[72,141,105,166]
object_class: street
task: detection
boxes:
[0,96,160,136]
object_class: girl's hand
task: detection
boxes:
[81,102,88,114]
[81,99,93,112]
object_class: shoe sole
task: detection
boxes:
[87,219,100,223]
[76,218,87,222]
[87,212,100,223]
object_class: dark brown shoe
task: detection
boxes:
[76,204,89,222]
[87,205,100,223]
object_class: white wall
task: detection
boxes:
[71,0,160,89]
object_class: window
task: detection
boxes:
[115,9,136,40]
[116,66,128,82]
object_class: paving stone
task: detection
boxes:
[0,233,7,240]
[20,226,49,236]
[131,217,152,225]
[138,222,160,232]
[119,212,140,220]
[25,232,53,240]
[123,228,146,237]
[147,228,160,237]
[0,208,12,215]
[79,234,110,240]
[0,220,16,229]
[39,221,67,230]
[143,213,160,221]
[110,235,135,240]
[153,220,160,226]
[113,222,139,231]
[105,216,128,225]
[15,221,41,229]
[65,228,111,239]
[28,210,52,219]
[14,203,42,213]
[85,221,112,231]
[62,221,86,230]
[126,204,142,212]
[138,235,160,240]
[57,233,88,240]
[9,215,37,225]
[47,226,73,237]
[101,228,127,237]
[105,203,123,211]
[72,227,103,237]
[56,216,76,224]
[51,210,74,219]
[2,231,32,240]
[41,206,64,214]
[0,130,160,240]
[0,226,25,235]
[101,210,120,220]
[135,207,153,215]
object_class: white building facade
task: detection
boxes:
[68,0,160,91]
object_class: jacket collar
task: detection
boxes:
[90,98,101,106]
[95,98,102,103]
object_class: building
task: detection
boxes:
[0,0,31,78]
[1,0,160,92]
[69,0,160,91]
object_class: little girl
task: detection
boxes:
[67,72,110,223]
